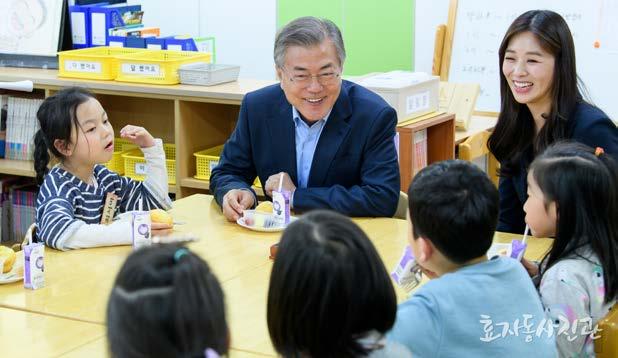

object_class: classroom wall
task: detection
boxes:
[129,0,418,80]
[413,0,449,74]
[278,0,415,76]
[128,0,277,80]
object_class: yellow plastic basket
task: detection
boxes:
[114,137,138,152]
[194,145,224,180]
[58,47,146,80]
[122,143,176,185]
[103,138,137,174]
[115,50,212,85]
[194,145,261,187]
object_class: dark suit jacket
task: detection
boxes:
[498,102,618,233]
[209,80,400,217]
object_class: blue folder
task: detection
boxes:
[90,4,142,47]
[69,2,108,48]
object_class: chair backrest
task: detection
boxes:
[458,130,491,161]
[393,191,408,219]
[595,304,618,358]
[458,130,499,187]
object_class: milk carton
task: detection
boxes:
[24,242,44,289]
[132,211,152,250]
[272,190,290,226]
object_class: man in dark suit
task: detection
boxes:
[210,16,400,221]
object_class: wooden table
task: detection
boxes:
[0,194,551,357]
[0,308,105,357]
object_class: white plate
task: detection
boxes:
[236,216,296,232]
[487,243,512,259]
[0,252,24,284]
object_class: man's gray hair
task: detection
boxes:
[274,17,346,69]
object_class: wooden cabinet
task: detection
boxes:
[397,112,456,192]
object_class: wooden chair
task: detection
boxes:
[393,191,408,220]
[458,130,499,187]
[595,305,618,358]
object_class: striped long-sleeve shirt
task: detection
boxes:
[35,140,172,250]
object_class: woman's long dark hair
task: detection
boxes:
[488,10,583,177]
[34,87,95,185]
[531,142,618,303]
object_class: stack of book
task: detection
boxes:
[4,97,43,161]
[0,176,36,244]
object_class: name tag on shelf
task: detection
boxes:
[65,60,102,73]
[121,63,161,76]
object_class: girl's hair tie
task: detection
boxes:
[173,248,189,262]
[595,147,605,157]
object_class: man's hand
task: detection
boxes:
[264,172,296,197]
[222,189,255,222]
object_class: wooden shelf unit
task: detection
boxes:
[397,113,456,191]
[0,67,273,199]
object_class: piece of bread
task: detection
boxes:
[255,201,273,213]
[150,209,173,226]
[0,245,16,273]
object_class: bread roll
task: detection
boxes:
[0,245,16,273]
[255,201,273,213]
[150,209,173,226]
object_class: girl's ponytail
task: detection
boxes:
[34,129,50,185]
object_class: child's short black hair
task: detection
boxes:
[408,160,499,264]
[267,210,397,358]
[34,86,95,185]
[106,245,228,357]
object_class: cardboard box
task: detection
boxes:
[357,71,439,123]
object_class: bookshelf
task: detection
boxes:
[397,112,455,191]
[0,67,455,198]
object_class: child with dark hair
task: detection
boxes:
[107,245,228,358]
[388,160,556,357]
[33,87,172,250]
[522,141,618,357]
[267,210,411,358]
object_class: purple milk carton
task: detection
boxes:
[272,190,290,226]
[391,246,423,293]
[132,211,152,250]
[23,242,44,289]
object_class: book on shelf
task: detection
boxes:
[5,97,42,161]
[0,175,35,243]
[413,129,428,175]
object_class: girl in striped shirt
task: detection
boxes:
[33,87,172,250]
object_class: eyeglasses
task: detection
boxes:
[282,67,341,87]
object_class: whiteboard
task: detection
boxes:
[0,0,64,57]
[448,0,618,120]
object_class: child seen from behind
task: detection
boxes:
[388,160,557,357]
[107,245,229,358]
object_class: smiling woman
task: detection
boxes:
[487,10,618,234]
